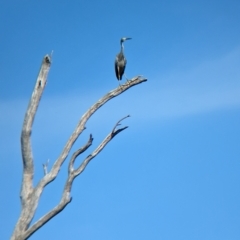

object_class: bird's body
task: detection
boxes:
[115,51,126,80]
[115,37,131,82]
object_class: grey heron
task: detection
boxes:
[115,37,132,83]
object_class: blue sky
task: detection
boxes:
[1,0,240,239]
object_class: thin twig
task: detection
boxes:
[111,115,130,134]
[42,159,50,176]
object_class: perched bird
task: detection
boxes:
[115,37,132,83]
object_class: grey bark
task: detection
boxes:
[11,54,147,240]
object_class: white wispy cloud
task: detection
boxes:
[131,46,240,121]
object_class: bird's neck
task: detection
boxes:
[121,42,124,52]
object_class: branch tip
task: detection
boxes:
[43,159,50,175]
[89,134,93,141]
[44,55,51,64]
[112,115,130,134]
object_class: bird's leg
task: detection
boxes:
[124,74,131,85]
[118,81,123,89]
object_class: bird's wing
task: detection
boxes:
[114,60,120,80]
[115,54,126,80]
[119,65,125,80]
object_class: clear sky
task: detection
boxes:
[1,0,240,239]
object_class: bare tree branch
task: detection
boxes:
[37,75,146,188]
[20,55,51,203]
[24,116,129,239]
[23,196,72,239]
[11,55,51,240]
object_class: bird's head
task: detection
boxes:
[120,37,132,43]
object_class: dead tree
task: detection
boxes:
[11,54,147,239]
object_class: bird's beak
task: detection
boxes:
[122,37,132,41]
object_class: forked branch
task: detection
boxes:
[46,76,146,182]
[73,115,130,177]
[23,116,130,239]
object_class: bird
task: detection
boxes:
[115,37,132,84]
